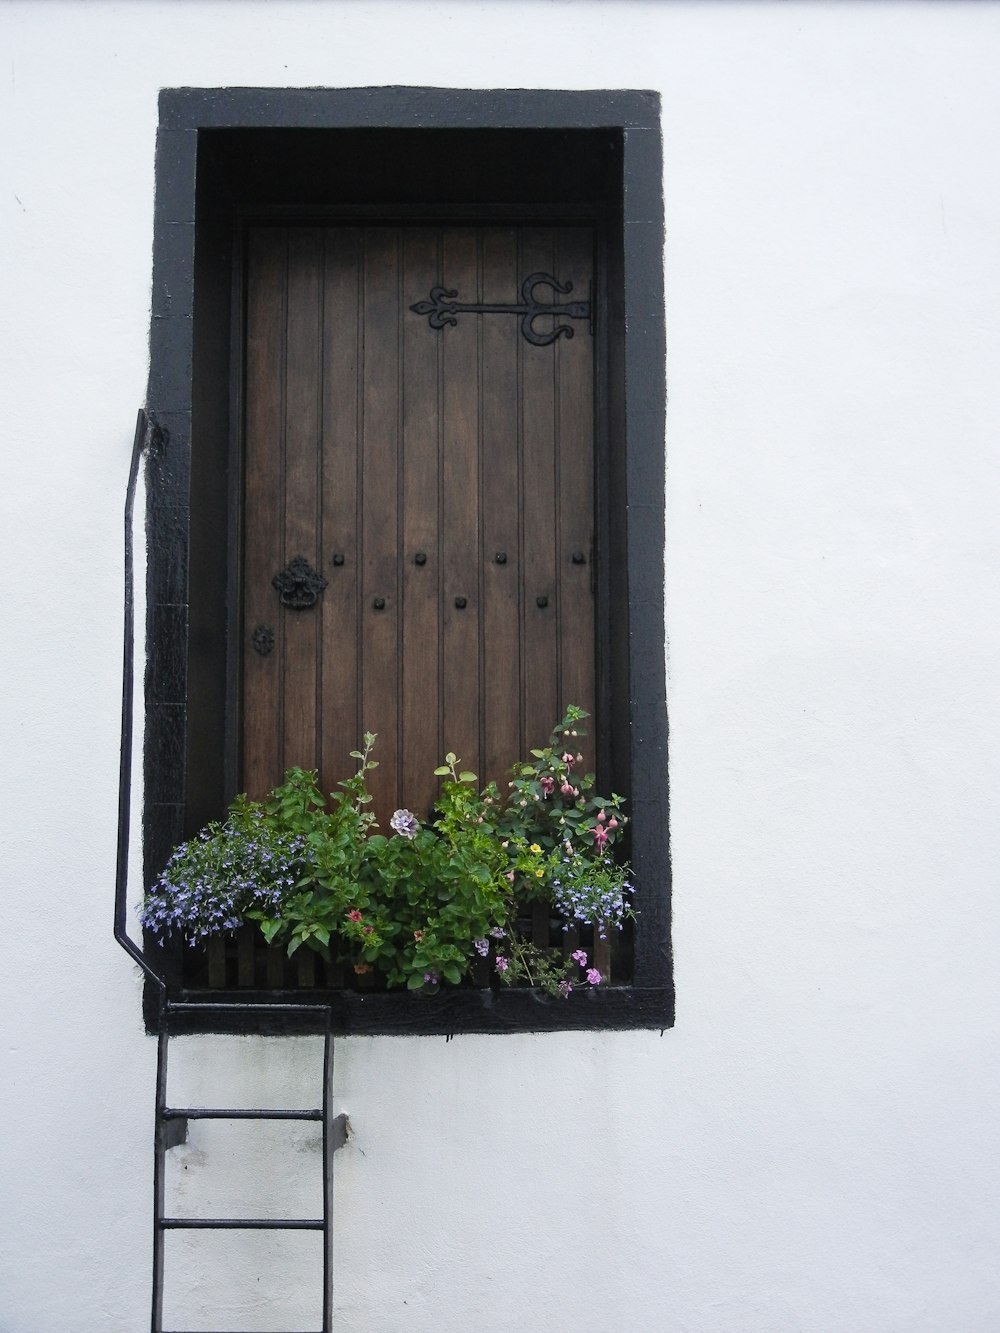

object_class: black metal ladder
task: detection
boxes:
[152,999,338,1333]
[117,418,341,1331]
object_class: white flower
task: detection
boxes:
[390,808,419,839]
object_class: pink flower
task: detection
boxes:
[506,869,516,882]
[562,752,575,767]
[597,809,606,824]
[571,948,588,966]
[593,825,609,850]
[560,781,575,797]
[347,909,363,922]
[607,817,618,830]
[540,776,555,797]
[586,968,602,986]
[495,956,509,973]
[557,980,573,998]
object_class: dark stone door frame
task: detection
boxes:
[145,87,671,1034]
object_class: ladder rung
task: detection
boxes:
[160,1217,324,1230]
[168,1000,333,1013]
[163,1107,323,1121]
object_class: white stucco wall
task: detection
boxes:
[3,2,1000,1329]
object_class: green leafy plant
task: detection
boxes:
[142,709,634,996]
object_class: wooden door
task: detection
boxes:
[241,224,596,824]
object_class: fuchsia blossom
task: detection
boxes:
[540,775,555,797]
[562,752,575,767]
[560,781,576,797]
[593,825,609,850]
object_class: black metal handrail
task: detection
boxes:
[114,409,168,995]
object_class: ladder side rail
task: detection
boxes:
[152,995,170,1333]
[322,1024,334,1333]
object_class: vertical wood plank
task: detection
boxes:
[532,900,550,949]
[592,934,612,985]
[207,937,226,988]
[480,227,522,785]
[237,926,255,987]
[320,229,362,800]
[360,228,401,825]
[520,229,559,751]
[266,942,286,989]
[556,227,597,769]
[281,228,323,776]
[440,229,481,776]
[295,948,316,988]
[401,228,442,820]
[242,227,286,799]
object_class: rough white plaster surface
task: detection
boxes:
[2,2,1000,1329]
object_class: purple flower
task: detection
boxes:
[571,948,588,966]
[495,956,509,974]
[586,968,602,986]
[557,980,573,998]
[473,938,489,957]
[423,969,439,985]
[390,808,420,839]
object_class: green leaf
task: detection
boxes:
[458,771,477,784]
[406,972,426,990]
[433,765,451,776]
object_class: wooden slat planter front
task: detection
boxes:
[183,913,618,994]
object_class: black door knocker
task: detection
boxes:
[272,556,328,609]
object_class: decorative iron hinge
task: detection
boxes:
[410,271,591,347]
